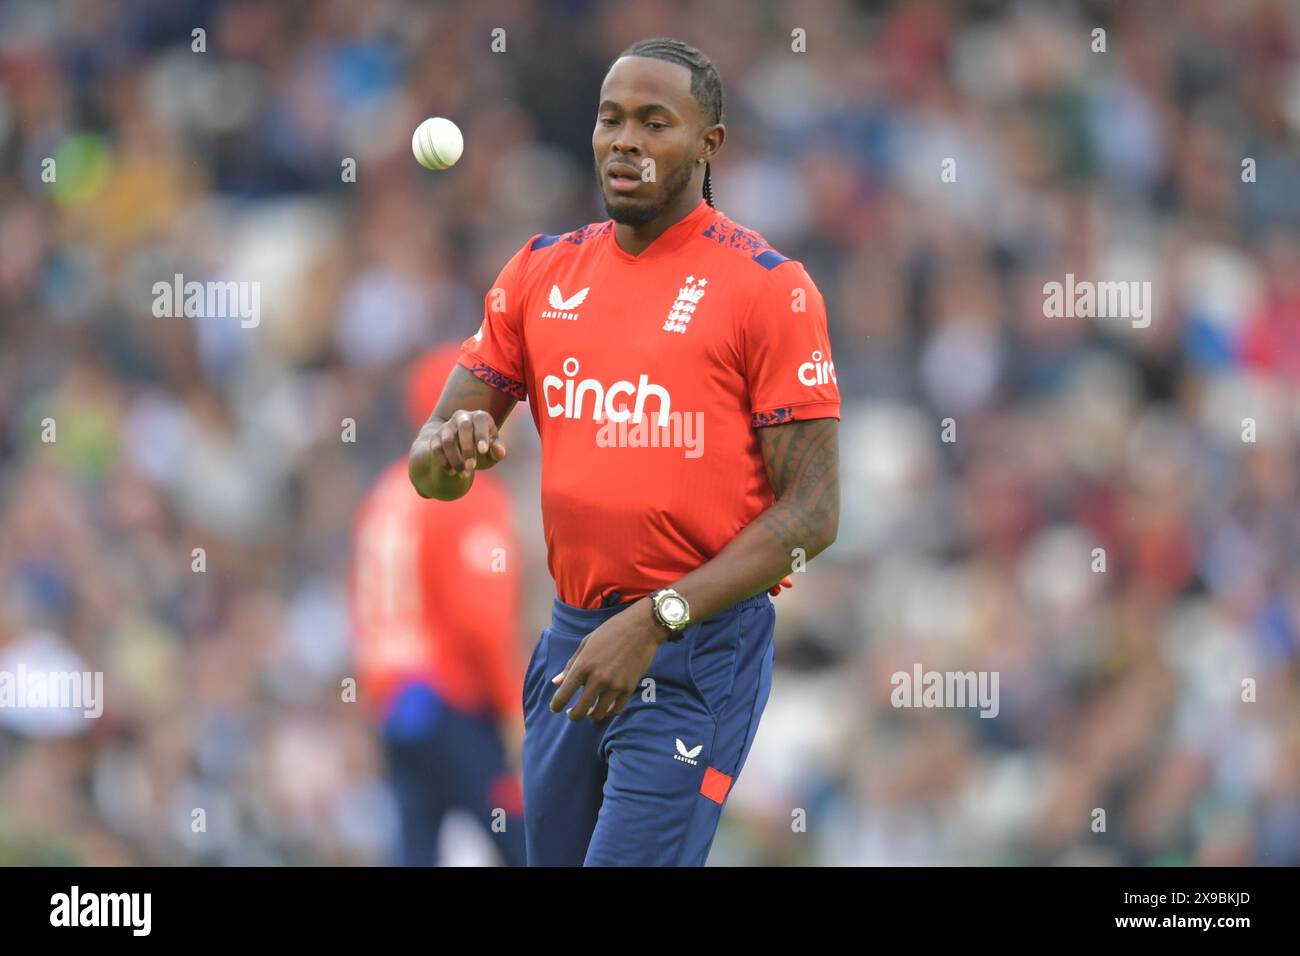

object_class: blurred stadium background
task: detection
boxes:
[1,0,1298,865]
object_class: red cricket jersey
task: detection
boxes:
[350,458,522,721]
[458,199,840,609]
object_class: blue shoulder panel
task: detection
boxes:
[753,249,789,270]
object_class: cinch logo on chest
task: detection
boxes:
[542,357,672,427]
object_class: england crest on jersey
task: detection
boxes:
[663,275,708,334]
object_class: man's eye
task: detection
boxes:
[598,117,618,127]
[646,122,667,130]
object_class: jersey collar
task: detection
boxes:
[605,199,715,264]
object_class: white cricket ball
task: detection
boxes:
[412,117,463,171]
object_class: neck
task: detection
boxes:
[613,189,705,257]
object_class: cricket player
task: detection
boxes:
[408,38,840,866]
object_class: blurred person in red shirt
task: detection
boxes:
[350,344,526,866]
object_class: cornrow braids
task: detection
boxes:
[617,37,723,207]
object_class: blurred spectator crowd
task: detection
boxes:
[0,0,1297,864]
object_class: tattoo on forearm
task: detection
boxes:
[755,418,840,551]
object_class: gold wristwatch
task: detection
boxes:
[650,588,691,642]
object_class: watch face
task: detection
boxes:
[660,595,687,626]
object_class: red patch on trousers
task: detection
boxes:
[700,766,733,804]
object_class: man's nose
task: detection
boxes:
[610,129,643,157]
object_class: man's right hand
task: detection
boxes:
[426,409,508,479]
[409,364,518,501]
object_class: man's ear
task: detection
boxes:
[703,124,726,163]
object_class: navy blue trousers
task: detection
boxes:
[521,591,776,866]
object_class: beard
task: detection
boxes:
[600,155,696,227]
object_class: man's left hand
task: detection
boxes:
[549,598,666,721]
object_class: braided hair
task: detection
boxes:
[616,38,723,207]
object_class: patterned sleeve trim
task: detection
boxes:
[751,407,794,428]
[750,402,841,428]
[465,361,527,401]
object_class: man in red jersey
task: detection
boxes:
[353,345,526,866]
[408,38,840,866]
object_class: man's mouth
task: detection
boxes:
[606,164,643,194]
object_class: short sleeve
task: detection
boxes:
[742,260,841,427]
[457,239,534,401]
